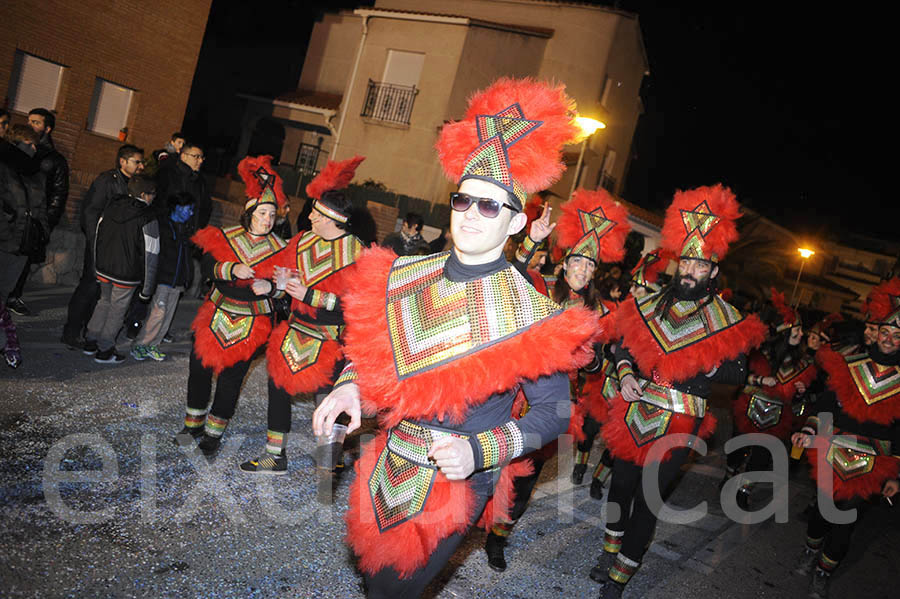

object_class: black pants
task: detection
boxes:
[63,238,98,338]
[725,441,771,475]
[364,491,491,598]
[266,378,295,433]
[605,446,692,561]
[187,347,260,421]
[577,414,602,454]
[806,495,869,565]
[9,255,32,300]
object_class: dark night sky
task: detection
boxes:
[184,1,892,240]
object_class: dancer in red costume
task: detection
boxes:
[723,288,816,508]
[175,156,288,454]
[312,78,600,598]
[791,277,900,598]
[239,156,366,476]
[593,184,767,597]
[482,189,631,572]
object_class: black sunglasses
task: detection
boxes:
[449,192,519,219]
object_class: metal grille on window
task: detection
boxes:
[361,80,418,125]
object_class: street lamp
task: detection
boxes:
[569,116,606,198]
[790,247,815,307]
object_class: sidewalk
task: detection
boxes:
[0,284,897,598]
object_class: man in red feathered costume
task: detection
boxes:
[723,288,817,508]
[481,189,631,572]
[790,277,900,598]
[311,78,600,597]
[238,156,366,476]
[174,157,288,454]
[593,184,767,597]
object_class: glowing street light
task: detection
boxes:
[790,247,816,306]
[569,116,607,198]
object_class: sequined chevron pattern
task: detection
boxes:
[827,441,876,481]
[209,309,253,349]
[638,292,744,354]
[369,420,469,532]
[280,324,325,374]
[775,356,812,384]
[624,402,673,446]
[570,207,617,262]
[386,253,560,379]
[746,391,784,430]
[846,355,900,405]
[295,231,363,287]
[222,225,286,266]
[679,200,720,261]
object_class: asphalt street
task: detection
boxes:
[1,283,898,598]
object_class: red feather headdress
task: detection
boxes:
[770,287,800,332]
[631,248,672,292]
[863,277,900,326]
[237,155,287,211]
[304,155,365,223]
[436,78,579,208]
[554,188,630,263]
[660,184,741,263]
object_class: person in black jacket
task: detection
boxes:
[131,191,196,361]
[6,108,71,316]
[61,144,144,348]
[1,125,47,369]
[83,175,159,364]
[154,141,210,228]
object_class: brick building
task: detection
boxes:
[1,0,212,229]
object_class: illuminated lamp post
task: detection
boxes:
[790,247,815,307]
[568,116,606,198]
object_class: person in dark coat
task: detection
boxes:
[61,145,144,348]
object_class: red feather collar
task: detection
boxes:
[816,347,900,426]
[615,292,767,383]
[342,248,599,427]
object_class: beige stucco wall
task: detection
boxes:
[298,13,361,95]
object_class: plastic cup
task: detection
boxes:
[274,266,289,290]
[790,445,804,460]
[315,423,348,470]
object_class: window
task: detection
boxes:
[360,50,423,125]
[88,78,134,137]
[7,51,65,112]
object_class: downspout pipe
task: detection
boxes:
[332,14,369,157]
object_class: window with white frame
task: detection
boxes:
[7,51,65,113]
[87,78,134,137]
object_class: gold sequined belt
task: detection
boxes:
[386,420,471,469]
[635,378,706,417]
[209,287,271,315]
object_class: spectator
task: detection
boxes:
[0,109,9,139]
[429,227,452,253]
[61,144,144,349]
[155,140,211,228]
[381,211,430,256]
[130,191,196,362]
[7,108,70,316]
[84,175,159,363]
[0,125,47,368]
[152,132,185,165]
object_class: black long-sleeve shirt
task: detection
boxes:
[614,341,748,396]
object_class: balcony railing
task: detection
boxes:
[361,80,418,125]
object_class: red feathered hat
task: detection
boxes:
[809,312,843,342]
[305,155,365,223]
[631,248,672,293]
[660,184,741,263]
[555,188,630,264]
[436,78,579,209]
[863,277,900,327]
[237,155,287,211]
[770,287,800,333]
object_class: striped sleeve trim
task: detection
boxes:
[214,261,236,281]
[305,288,338,311]
[470,421,525,470]
[334,362,358,388]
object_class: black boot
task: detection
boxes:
[485,532,508,572]
[596,579,624,598]
[196,434,221,456]
[572,463,588,485]
[589,551,616,583]
[173,426,204,446]
[590,477,605,500]
[736,485,751,510]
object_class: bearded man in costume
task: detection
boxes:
[239,157,366,476]
[792,277,900,599]
[175,156,287,453]
[724,288,816,508]
[593,184,767,597]
[483,189,631,572]
[312,78,600,598]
